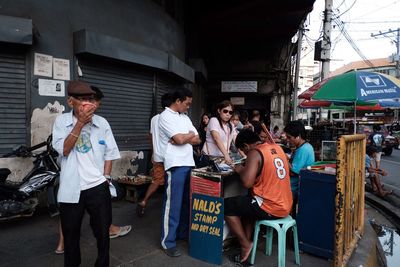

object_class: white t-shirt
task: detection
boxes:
[159,107,198,170]
[73,117,104,190]
[203,117,234,157]
[150,114,163,162]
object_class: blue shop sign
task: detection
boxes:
[189,193,224,265]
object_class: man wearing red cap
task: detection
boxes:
[52,80,120,267]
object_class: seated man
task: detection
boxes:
[225,129,293,265]
[366,146,392,197]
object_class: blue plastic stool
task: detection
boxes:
[250,215,300,267]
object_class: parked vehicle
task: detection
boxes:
[357,121,395,156]
[0,135,60,221]
[387,122,400,149]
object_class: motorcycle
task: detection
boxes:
[0,135,60,221]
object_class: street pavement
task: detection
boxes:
[372,148,400,212]
[380,148,400,192]
[0,150,399,267]
[0,194,333,267]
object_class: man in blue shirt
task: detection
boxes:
[52,81,120,267]
[284,121,315,218]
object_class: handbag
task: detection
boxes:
[195,152,212,168]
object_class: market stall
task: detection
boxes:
[188,165,246,265]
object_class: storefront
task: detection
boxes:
[0,1,194,179]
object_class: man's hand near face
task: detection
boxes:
[76,102,96,125]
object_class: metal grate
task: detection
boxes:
[79,60,154,150]
[0,51,27,155]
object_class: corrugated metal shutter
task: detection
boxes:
[0,51,27,155]
[79,59,154,150]
[156,75,179,113]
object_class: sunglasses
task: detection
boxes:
[72,95,96,102]
[222,109,233,115]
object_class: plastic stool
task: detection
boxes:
[250,215,300,267]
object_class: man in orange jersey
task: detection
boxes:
[225,129,293,265]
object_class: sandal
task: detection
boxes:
[136,203,145,217]
[109,225,132,239]
[54,249,64,254]
[229,253,254,267]
[378,190,393,197]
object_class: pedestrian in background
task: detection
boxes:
[91,86,131,238]
[231,111,243,134]
[202,100,235,164]
[366,146,392,197]
[284,121,315,218]
[369,125,384,169]
[250,110,262,135]
[195,112,211,155]
[240,110,254,131]
[159,88,200,257]
[52,81,120,267]
[136,93,173,217]
[271,125,281,143]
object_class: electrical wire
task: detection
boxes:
[333,17,376,68]
[335,0,357,19]
[352,0,400,20]
[335,0,346,10]
[342,20,400,24]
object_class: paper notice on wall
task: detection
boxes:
[53,58,70,80]
[38,79,65,97]
[34,53,53,77]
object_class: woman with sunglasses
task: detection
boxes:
[202,100,235,164]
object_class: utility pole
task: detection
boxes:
[293,23,304,121]
[371,28,400,78]
[318,0,333,122]
[321,0,333,80]
[371,28,400,121]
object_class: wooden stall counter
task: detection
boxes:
[189,166,246,265]
[116,175,152,202]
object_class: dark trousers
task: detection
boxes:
[291,190,299,219]
[60,182,112,267]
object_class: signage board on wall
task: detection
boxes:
[189,193,224,265]
[221,81,257,92]
[38,79,65,97]
[230,97,245,105]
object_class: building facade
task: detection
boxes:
[0,0,315,180]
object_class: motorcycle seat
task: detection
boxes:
[0,169,11,183]
[1,180,22,189]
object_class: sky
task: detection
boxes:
[304,0,400,71]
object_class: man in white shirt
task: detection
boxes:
[137,93,173,216]
[159,88,200,257]
[52,81,120,267]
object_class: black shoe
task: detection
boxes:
[164,247,181,257]
[136,203,145,217]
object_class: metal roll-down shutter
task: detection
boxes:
[155,75,179,114]
[79,59,154,150]
[0,50,27,155]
